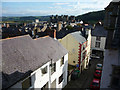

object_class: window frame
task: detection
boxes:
[41,66,48,75]
[22,76,32,90]
[61,56,64,66]
[59,74,63,84]
[73,61,75,63]
[96,36,101,41]
[41,82,48,90]
[95,42,100,48]
[50,62,56,74]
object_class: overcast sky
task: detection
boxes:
[2,0,112,16]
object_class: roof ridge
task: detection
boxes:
[34,35,49,40]
[1,35,30,41]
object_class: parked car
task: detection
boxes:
[90,54,100,59]
[96,64,102,70]
[94,70,102,79]
[90,78,100,89]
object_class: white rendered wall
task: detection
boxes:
[91,36,106,51]
[32,62,50,88]
[10,53,68,90]
[100,37,106,50]
[55,53,68,89]
[91,36,96,49]
[82,30,91,69]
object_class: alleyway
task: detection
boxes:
[64,58,103,89]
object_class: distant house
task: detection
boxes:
[59,30,91,74]
[100,0,120,89]
[91,22,107,57]
[1,35,68,89]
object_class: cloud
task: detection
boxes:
[65,0,112,15]
[53,2,70,5]
[2,0,113,16]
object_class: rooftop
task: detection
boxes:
[2,35,68,89]
[70,31,86,44]
[92,25,107,37]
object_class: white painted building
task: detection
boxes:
[10,54,68,89]
[91,23,107,57]
[2,35,68,89]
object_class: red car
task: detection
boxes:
[90,78,100,89]
[94,70,102,78]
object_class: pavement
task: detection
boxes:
[63,58,103,89]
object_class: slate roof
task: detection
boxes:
[2,35,68,89]
[92,25,107,37]
[70,31,86,44]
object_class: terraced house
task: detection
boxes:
[59,25,91,78]
[2,35,68,89]
[91,22,107,58]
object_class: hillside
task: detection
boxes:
[2,10,105,24]
[2,16,50,23]
[76,10,105,24]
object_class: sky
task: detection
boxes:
[2,0,112,16]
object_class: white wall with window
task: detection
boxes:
[51,53,68,89]
[10,53,68,90]
[91,36,106,50]
[91,36,106,56]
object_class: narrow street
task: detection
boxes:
[64,58,103,89]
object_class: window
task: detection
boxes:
[73,61,75,63]
[50,63,56,74]
[82,51,86,61]
[22,77,31,90]
[59,74,63,84]
[61,56,64,66]
[41,66,47,75]
[96,36,101,41]
[51,79,56,88]
[41,82,48,90]
[95,42,100,48]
